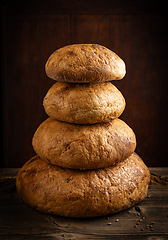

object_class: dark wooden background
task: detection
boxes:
[1,0,168,167]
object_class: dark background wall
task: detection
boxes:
[1,0,168,167]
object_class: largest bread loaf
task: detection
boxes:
[32,118,136,169]
[16,153,150,218]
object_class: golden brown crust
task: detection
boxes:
[45,44,126,83]
[16,153,150,218]
[43,82,126,124]
[32,118,136,169]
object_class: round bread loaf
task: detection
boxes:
[43,82,126,124]
[16,153,150,218]
[32,118,136,169]
[45,44,126,83]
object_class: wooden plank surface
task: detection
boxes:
[0,168,168,240]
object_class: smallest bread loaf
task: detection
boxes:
[45,44,126,83]
[43,82,126,124]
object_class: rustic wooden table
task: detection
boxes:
[0,168,168,240]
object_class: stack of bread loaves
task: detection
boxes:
[16,44,150,218]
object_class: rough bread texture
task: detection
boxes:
[16,153,150,218]
[43,82,125,124]
[32,118,136,169]
[45,44,126,83]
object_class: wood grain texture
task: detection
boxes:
[0,168,168,239]
[107,15,168,166]
[1,1,168,167]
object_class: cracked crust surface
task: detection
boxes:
[16,153,150,217]
[43,82,125,124]
[32,118,136,169]
[45,44,126,83]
